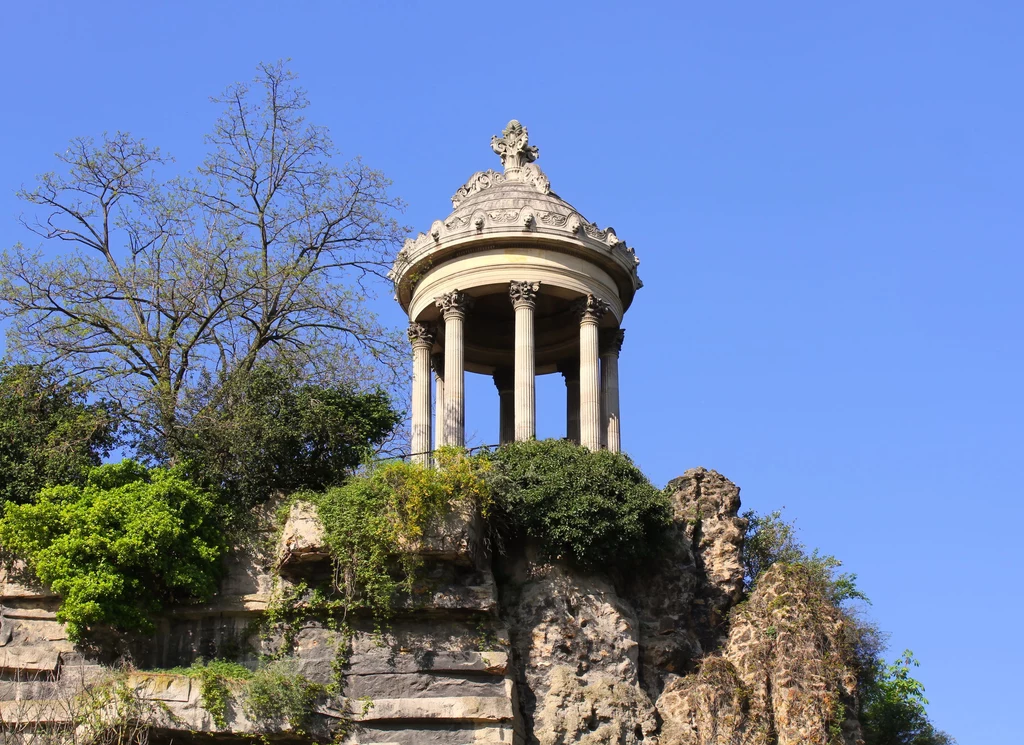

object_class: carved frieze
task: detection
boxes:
[451,170,506,208]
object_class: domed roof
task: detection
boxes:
[390,121,642,309]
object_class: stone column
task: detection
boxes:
[431,353,444,450]
[435,290,473,448]
[509,281,540,441]
[600,329,625,454]
[493,369,515,445]
[572,294,610,451]
[558,360,580,444]
[408,322,436,464]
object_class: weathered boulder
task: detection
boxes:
[277,500,330,569]
[632,468,748,695]
[656,656,770,745]
[668,468,746,616]
[502,563,658,744]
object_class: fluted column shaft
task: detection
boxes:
[600,329,625,454]
[493,370,515,445]
[408,323,436,464]
[431,353,444,450]
[573,295,609,451]
[510,281,540,442]
[435,291,473,449]
[559,362,580,444]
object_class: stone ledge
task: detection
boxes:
[164,593,270,616]
[345,671,509,699]
[347,650,508,676]
[129,672,193,702]
[278,500,485,571]
[0,649,60,675]
[327,694,515,723]
[0,562,59,600]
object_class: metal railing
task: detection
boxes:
[371,443,500,465]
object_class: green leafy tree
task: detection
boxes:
[164,363,402,507]
[861,651,956,745]
[0,62,404,446]
[488,439,671,568]
[0,364,119,504]
[0,460,226,641]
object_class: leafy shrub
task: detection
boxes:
[307,447,490,616]
[0,461,226,640]
[488,439,671,568]
[860,651,956,745]
[0,364,119,504]
[742,509,867,605]
[151,363,402,509]
[243,660,325,733]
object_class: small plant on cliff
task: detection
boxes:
[243,660,326,734]
[488,439,671,568]
[160,659,253,728]
[0,461,226,641]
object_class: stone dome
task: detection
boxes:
[390,122,643,329]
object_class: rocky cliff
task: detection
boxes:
[0,468,864,744]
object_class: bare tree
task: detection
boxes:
[0,62,404,442]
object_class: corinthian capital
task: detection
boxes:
[509,280,541,309]
[571,294,611,324]
[407,322,437,348]
[434,290,474,320]
[600,328,625,356]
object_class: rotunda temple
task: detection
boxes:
[391,120,642,462]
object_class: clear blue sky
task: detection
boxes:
[2,2,1020,740]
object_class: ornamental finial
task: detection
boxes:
[491,120,539,170]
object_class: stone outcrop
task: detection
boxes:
[655,561,863,745]
[0,470,866,744]
[632,468,749,699]
[501,563,658,744]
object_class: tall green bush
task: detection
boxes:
[160,363,402,508]
[488,439,671,568]
[0,364,119,504]
[0,461,226,640]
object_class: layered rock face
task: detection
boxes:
[0,468,864,744]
